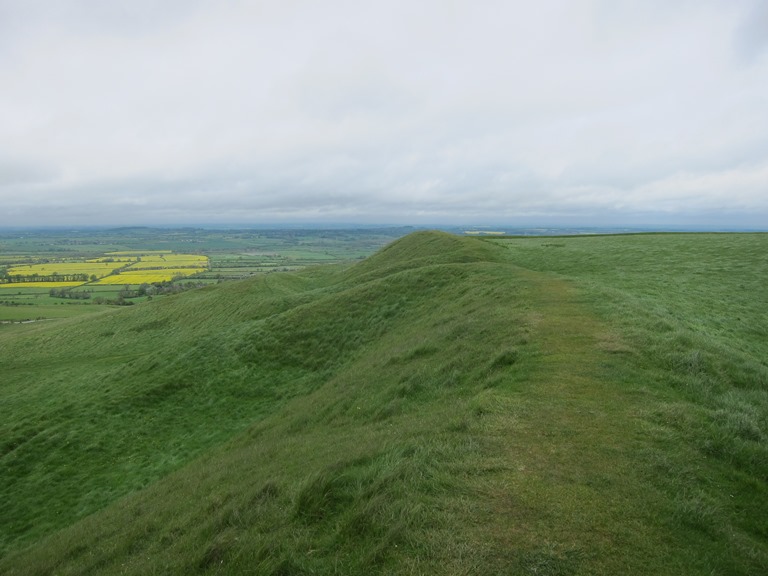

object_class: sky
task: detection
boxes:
[1,0,767,228]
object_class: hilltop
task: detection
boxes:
[1,231,766,575]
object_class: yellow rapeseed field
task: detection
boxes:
[7,262,121,278]
[5,252,208,287]
[95,268,207,285]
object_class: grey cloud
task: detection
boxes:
[0,0,767,228]
[734,0,768,64]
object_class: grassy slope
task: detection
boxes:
[1,231,766,574]
[493,234,768,568]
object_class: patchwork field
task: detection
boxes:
[0,228,409,321]
[2,252,209,286]
[7,262,121,278]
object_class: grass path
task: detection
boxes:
[472,266,702,574]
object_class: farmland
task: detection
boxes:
[4,252,209,286]
[0,227,410,322]
[94,268,207,284]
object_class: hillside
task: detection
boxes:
[1,231,766,575]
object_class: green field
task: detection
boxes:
[0,231,766,574]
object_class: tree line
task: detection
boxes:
[48,288,92,300]
[4,273,96,283]
[46,281,208,305]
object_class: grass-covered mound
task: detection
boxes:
[1,231,766,574]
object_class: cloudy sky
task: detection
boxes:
[1,0,767,228]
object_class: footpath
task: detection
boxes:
[472,267,681,575]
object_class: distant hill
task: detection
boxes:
[1,231,766,575]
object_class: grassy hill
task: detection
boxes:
[1,231,766,574]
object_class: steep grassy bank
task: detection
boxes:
[0,232,520,560]
[1,231,766,574]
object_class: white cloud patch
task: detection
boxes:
[0,0,767,227]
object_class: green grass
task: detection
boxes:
[490,233,768,571]
[0,304,107,322]
[0,231,766,574]
[491,234,768,476]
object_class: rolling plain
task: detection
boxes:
[0,230,766,575]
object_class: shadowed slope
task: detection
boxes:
[0,232,506,558]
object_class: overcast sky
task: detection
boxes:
[1,0,767,228]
